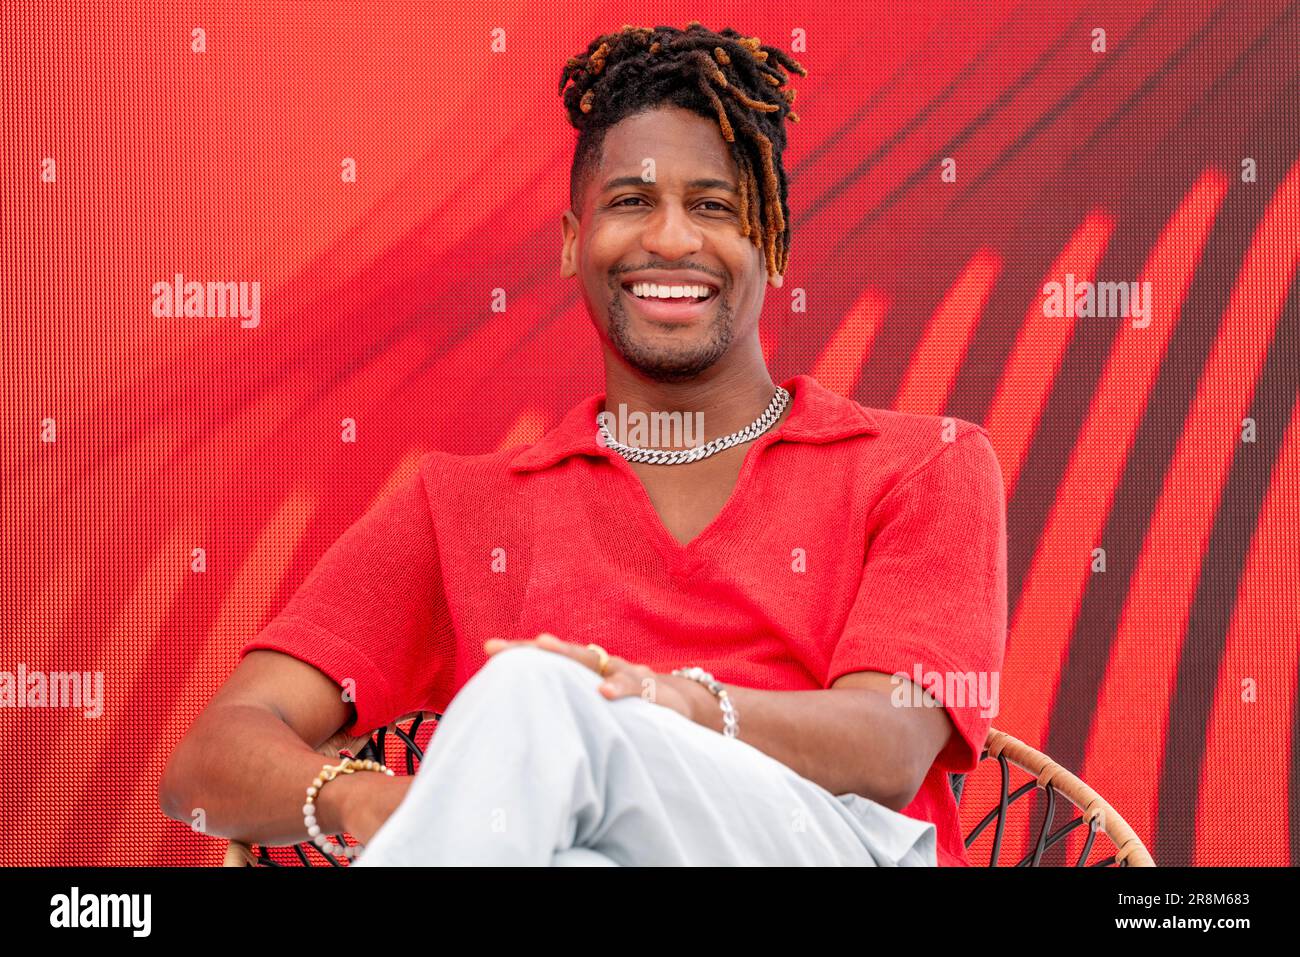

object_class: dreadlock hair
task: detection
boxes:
[558,21,808,280]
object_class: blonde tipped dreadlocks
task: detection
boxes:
[559,22,808,279]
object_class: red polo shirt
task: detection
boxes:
[240,372,1008,867]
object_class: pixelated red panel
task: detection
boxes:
[1,0,1297,865]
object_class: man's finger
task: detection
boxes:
[534,633,615,675]
[598,671,634,698]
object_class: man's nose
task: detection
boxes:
[639,202,703,260]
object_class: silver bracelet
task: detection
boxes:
[672,666,739,739]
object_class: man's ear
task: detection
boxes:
[560,210,579,278]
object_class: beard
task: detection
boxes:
[604,287,734,382]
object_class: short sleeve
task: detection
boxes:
[826,428,1008,773]
[239,458,456,737]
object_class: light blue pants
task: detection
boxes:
[354,645,937,866]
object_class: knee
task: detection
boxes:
[471,645,601,699]
[443,646,639,750]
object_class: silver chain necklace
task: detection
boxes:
[596,386,790,465]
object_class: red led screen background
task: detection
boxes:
[2,0,1297,866]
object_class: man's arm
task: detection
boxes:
[157,649,410,847]
[669,670,953,811]
[161,456,455,848]
[766,428,1006,808]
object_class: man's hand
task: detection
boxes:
[334,633,711,847]
[483,633,708,725]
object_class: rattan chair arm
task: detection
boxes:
[985,727,1155,866]
[223,840,258,867]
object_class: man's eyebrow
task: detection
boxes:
[600,175,739,194]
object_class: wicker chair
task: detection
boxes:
[221,718,1155,867]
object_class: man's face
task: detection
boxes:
[560,104,780,382]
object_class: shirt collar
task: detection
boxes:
[507,373,880,474]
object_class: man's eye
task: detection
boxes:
[608,197,732,212]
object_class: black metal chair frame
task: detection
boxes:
[236,716,1153,867]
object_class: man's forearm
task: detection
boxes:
[668,677,918,810]
[158,702,373,847]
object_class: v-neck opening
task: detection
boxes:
[604,425,785,562]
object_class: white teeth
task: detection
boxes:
[627,282,713,300]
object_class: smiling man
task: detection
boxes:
[159,22,1007,868]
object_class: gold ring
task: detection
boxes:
[586,643,611,676]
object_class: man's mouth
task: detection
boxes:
[619,281,719,324]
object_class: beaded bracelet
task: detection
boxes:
[672,666,739,739]
[304,757,394,861]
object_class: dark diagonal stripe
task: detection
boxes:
[1044,61,1300,864]
[1154,272,1300,864]
[802,5,1091,227]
